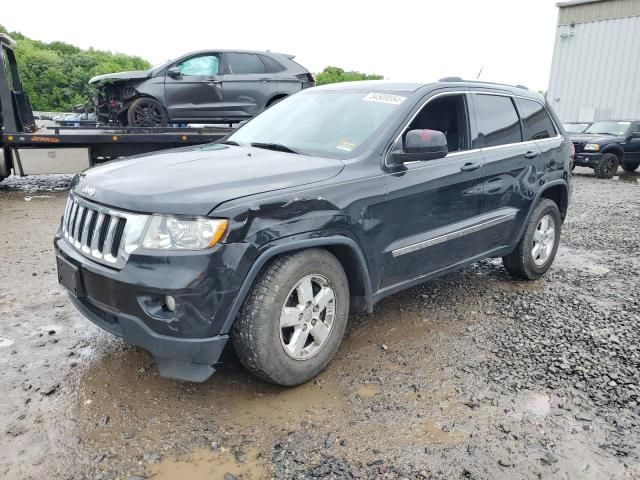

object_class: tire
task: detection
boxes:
[621,161,640,173]
[594,152,619,179]
[126,97,168,127]
[502,199,561,280]
[232,248,349,386]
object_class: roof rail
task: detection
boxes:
[0,33,17,48]
[515,84,529,90]
[439,76,464,82]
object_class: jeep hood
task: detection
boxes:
[88,70,151,85]
[569,133,625,144]
[71,144,344,215]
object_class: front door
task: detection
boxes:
[377,92,488,290]
[164,53,223,121]
[220,52,279,119]
[624,122,640,163]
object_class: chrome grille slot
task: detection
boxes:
[62,194,147,270]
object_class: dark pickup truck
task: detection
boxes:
[54,80,572,385]
[571,120,640,178]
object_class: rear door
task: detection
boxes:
[164,53,223,121]
[220,52,279,119]
[472,92,543,248]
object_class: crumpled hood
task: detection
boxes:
[569,133,625,144]
[88,70,151,84]
[71,144,344,215]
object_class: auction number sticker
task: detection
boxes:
[336,140,356,151]
[363,92,406,105]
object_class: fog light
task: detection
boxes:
[165,295,176,312]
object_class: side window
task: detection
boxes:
[474,94,522,147]
[260,55,285,73]
[403,94,470,153]
[224,53,266,74]
[516,98,556,140]
[177,55,219,76]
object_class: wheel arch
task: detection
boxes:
[266,93,289,108]
[514,180,569,245]
[219,236,373,334]
[601,144,624,160]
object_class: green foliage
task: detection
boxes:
[315,66,383,86]
[0,24,150,111]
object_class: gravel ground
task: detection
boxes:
[0,168,639,480]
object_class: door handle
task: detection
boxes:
[460,161,482,172]
[260,78,271,83]
[524,150,540,159]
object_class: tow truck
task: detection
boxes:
[0,33,232,182]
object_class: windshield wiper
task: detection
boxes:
[250,142,301,154]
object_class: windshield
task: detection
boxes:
[228,90,409,158]
[564,123,589,133]
[584,121,630,136]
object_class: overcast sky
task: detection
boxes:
[3,0,560,91]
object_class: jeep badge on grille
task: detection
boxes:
[82,186,96,197]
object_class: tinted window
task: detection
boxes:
[406,94,469,152]
[516,98,556,140]
[475,94,522,147]
[225,53,266,74]
[260,55,285,73]
[177,55,219,76]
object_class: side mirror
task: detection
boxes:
[630,132,640,139]
[390,129,448,165]
[167,66,182,78]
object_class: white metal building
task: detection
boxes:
[547,0,640,122]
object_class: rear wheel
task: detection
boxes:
[594,152,619,179]
[502,199,561,280]
[621,161,640,173]
[232,248,349,386]
[126,97,168,127]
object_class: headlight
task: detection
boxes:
[141,216,228,250]
[584,143,600,151]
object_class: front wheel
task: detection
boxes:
[126,97,168,127]
[232,248,349,386]
[594,152,619,179]
[621,161,640,173]
[502,199,561,280]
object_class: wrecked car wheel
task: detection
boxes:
[502,199,561,280]
[127,97,168,127]
[232,248,349,386]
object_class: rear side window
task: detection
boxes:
[516,98,556,140]
[260,55,285,73]
[474,94,522,147]
[225,53,266,74]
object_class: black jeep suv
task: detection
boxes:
[571,120,640,178]
[55,80,572,385]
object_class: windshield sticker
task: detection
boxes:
[363,92,406,105]
[336,140,356,152]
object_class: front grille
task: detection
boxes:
[572,141,585,153]
[62,194,147,269]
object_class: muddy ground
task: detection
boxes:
[1,168,639,480]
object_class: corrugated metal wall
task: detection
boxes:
[547,0,640,122]
[547,12,640,121]
[558,0,640,25]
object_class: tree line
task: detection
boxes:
[1,25,383,112]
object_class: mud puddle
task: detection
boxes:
[148,447,267,479]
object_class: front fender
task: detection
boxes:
[219,235,373,334]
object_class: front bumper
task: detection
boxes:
[54,232,257,382]
[573,151,602,167]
